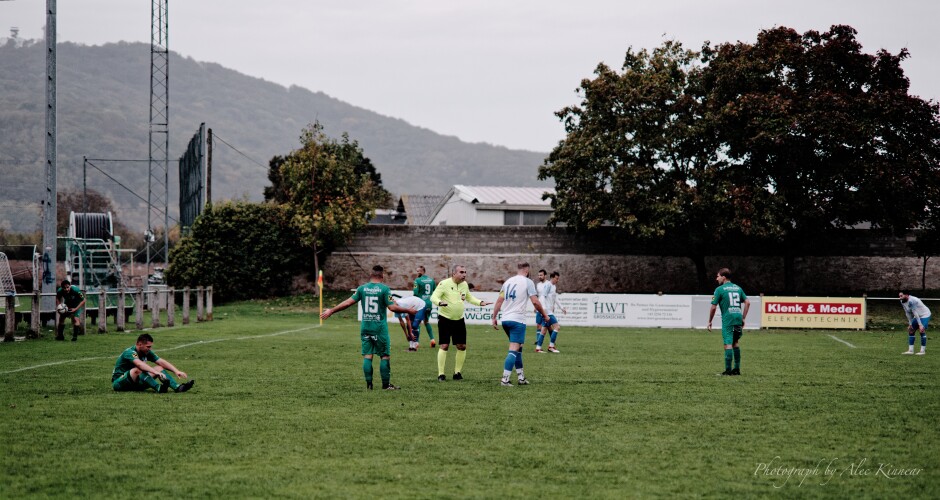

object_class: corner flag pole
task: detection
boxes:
[318,270,323,325]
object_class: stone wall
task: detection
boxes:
[322,226,938,295]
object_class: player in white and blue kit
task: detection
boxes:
[491,262,549,386]
[394,295,430,351]
[900,291,930,355]
[535,271,568,353]
[533,269,547,343]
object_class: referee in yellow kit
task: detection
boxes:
[430,265,490,381]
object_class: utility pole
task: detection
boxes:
[40,0,57,314]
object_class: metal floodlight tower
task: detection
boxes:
[147,0,169,284]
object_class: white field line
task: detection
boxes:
[0,324,322,375]
[827,334,856,348]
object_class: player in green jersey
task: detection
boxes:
[111,333,195,393]
[55,279,86,341]
[321,265,418,390]
[412,265,437,348]
[707,268,750,376]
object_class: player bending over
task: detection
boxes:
[900,290,930,356]
[395,294,428,351]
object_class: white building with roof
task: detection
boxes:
[426,185,555,226]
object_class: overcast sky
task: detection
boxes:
[2,1,937,152]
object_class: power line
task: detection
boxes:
[0,201,40,207]
[84,158,152,162]
[0,160,43,165]
[211,133,269,171]
[85,160,180,225]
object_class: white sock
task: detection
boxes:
[516,368,525,379]
[502,370,511,379]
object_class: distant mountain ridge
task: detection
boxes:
[0,41,550,232]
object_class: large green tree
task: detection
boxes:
[539,41,776,289]
[698,25,940,291]
[542,26,940,292]
[264,123,391,286]
[540,41,693,236]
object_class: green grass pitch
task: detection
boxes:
[0,296,936,498]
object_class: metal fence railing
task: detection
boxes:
[1,286,214,341]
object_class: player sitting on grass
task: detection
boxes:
[111,333,195,393]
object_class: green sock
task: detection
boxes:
[158,371,180,390]
[139,372,161,391]
[437,349,447,376]
[380,358,391,385]
[733,347,741,370]
[455,349,467,374]
[426,324,434,340]
[724,349,733,371]
[363,357,373,383]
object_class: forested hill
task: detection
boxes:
[0,41,550,232]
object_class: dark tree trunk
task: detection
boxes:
[783,237,796,294]
[690,254,709,293]
[923,256,929,292]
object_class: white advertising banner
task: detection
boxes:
[690,295,762,330]
[559,293,692,328]
[359,291,759,329]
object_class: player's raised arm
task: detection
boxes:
[467,288,489,307]
[321,297,356,320]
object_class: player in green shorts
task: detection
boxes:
[321,265,418,390]
[707,268,750,376]
[111,333,195,393]
[55,279,86,341]
[413,265,437,348]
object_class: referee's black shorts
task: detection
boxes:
[438,316,467,345]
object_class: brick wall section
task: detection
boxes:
[323,226,938,295]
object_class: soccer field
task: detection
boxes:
[0,297,936,498]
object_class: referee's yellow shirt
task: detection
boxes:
[430,278,482,321]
